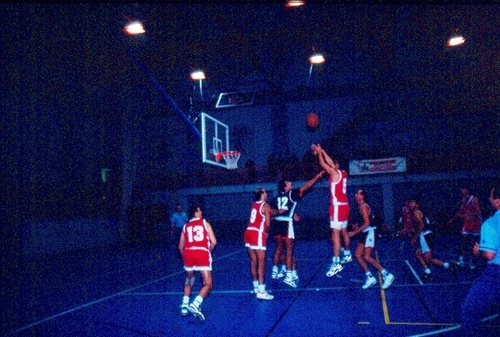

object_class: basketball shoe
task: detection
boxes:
[188,303,205,321]
[382,273,395,289]
[283,276,297,288]
[256,291,274,300]
[326,263,343,277]
[362,275,377,289]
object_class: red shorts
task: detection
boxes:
[244,228,268,250]
[183,249,212,271]
[462,219,481,233]
[329,203,350,229]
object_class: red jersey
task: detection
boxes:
[329,169,349,205]
[244,200,269,249]
[247,200,267,233]
[402,206,415,233]
[458,195,482,233]
[182,217,211,252]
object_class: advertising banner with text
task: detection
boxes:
[349,157,407,175]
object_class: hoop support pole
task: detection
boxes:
[126,47,202,141]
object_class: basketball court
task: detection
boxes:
[3,233,499,337]
[4,74,495,337]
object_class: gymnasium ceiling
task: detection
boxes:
[118,2,499,113]
[4,2,500,115]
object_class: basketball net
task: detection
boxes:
[216,151,241,170]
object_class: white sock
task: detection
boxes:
[272,265,278,272]
[182,296,189,305]
[193,295,203,307]
[381,269,388,276]
[365,271,373,278]
[258,284,266,293]
[424,268,431,274]
[344,250,351,256]
[286,270,292,278]
[253,280,259,289]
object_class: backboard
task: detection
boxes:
[201,112,232,169]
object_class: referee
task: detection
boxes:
[461,185,500,336]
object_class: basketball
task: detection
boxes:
[306,113,320,128]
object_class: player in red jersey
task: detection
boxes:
[311,143,352,277]
[398,198,415,237]
[244,188,274,300]
[448,185,482,268]
[178,204,217,321]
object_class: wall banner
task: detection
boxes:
[349,157,407,175]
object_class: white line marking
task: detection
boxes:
[405,259,424,285]
[405,314,499,337]
[4,248,247,336]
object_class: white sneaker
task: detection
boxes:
[188,303,205,321]
[382,273,394,289]
[362,276,377,289]
[326,263,343,277]
[341,255,353,264]
[272,268,286,279]
[180,304,189,316]
[283,276,297,288]
[256,291,274,300]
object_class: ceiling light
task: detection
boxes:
[286,1,305,8]
[446,35,465,47]
[446,28,465,47]
[190,71,206,80]
[309,54,325,64]
[124,21,145,35]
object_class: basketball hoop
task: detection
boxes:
[216,151,241,170]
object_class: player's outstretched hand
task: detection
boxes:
[311,143,321,155]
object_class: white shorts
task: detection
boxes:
[330,220,348,230]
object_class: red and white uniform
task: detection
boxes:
[244,200,268,250]
[329,169,350,230]
[400,205,415,235]
[182,217,213,271]
[459,195,482,234]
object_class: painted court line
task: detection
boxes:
[405,259,424,285]
[3,248,247,337]
[405,314,499,337]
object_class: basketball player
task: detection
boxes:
[311,143,352,277]
[398,198,415,237]
[409,198,457,280]
[244,188,274,300]
[349,189,395,289]
[448,185,482,268]
[178,204,217,321]
[271,171,325,288]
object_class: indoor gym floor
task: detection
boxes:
[3,229,500,337]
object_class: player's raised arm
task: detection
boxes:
[311,143,340,180]
[299,170,325,194]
